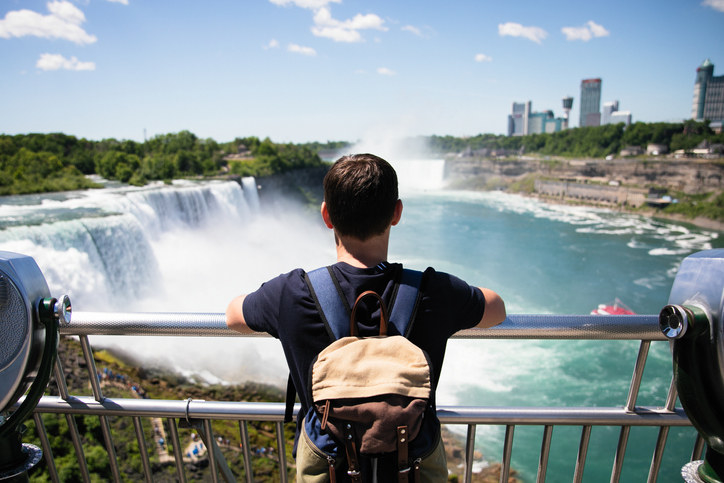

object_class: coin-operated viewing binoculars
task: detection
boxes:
[0,252,71,482]
[659,249,724,483]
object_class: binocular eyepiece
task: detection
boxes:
[659,304,690,339]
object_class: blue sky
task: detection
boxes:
[1,0,723,144]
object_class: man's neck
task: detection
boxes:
[335,231,390,268]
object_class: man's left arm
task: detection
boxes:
[226,294,249,333]
[476,287,506,328]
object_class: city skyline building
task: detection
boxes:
[507,101,566,136]
[562,97,574,130]
[580,78,602,127]
[692,58,724,123]
[508,101,530,136]
[602,101,619,125]
[602,100,632,126]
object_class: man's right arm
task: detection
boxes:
[477,288,506,328]
[226,294,249,332]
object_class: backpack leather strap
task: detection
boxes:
[343,424,362,482]
[397,426,411,482]
[350,290,389,336]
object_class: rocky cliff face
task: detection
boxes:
[444,157,724,194]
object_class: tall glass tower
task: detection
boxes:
[692,59,714,120]
[579,78,602,127]
[692,59,724,122]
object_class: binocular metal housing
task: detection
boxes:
[660,249,724,483]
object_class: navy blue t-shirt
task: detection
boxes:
[243,262,486,418]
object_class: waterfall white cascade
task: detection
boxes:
[0,176,332,386]
[393,158,446,192]
[0,179,259,311]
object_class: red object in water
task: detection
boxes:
[591,298,635,315]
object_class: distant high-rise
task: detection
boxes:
[601,100,632,126]
[580,78,602,127]
[692,59,724,122]
[508,101,530,136]
[562,97,573,129]
[507,101,565,136]
[601,101,618,125]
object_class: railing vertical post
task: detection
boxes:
[610,426,631,483]
[501,425,515,483]
[202,419,220,483]
[239,421,253,483]
[132,417,153,483]
[537,425,553,483]
[573,425,591,483]
[275,421,289,483]
[53,356,91,483]
[649,426,670,483]
[692,434,705,461]
[79,336,103,401]
[625,340,651,412]
[79,335,122,482]
[648,376,678,482]
[32,413,59,483]
[167,417,187,483]
[464,424,476,483]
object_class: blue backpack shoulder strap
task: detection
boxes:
[307,266,423,339]
[286,266,348,424]
[305,266,350,340]
[286,266,423,424]
[388,268,423,337]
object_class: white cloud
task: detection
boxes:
[562,20,610,41]
[702,0,724,12]
[36,53,95,71]
[561,26,591,41]
[377,67,395,76]
[107,0,129,5]
[475,53,492,62]
[401,25,422,37]
[498,22,547,44]
[288,43,316,56]
[311,6,387,43]
[0,1,97,44]
[270,1,386,43]
[587,21,609,37]
[270,0,340,9]
[312,25,361,42]
[266,38,280,49]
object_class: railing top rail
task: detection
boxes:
[66,312,665,340]
[27,395,690,427]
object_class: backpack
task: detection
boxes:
[289,266,445,483]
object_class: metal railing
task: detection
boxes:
[23,312,698,483]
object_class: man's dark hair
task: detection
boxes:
[323,153,399,240]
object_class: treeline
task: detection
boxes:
[429,120,724,158]
[0,131,329,196]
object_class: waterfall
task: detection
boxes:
[393,159,446,192]
[0,180,261,311]
[241,177,260,212]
